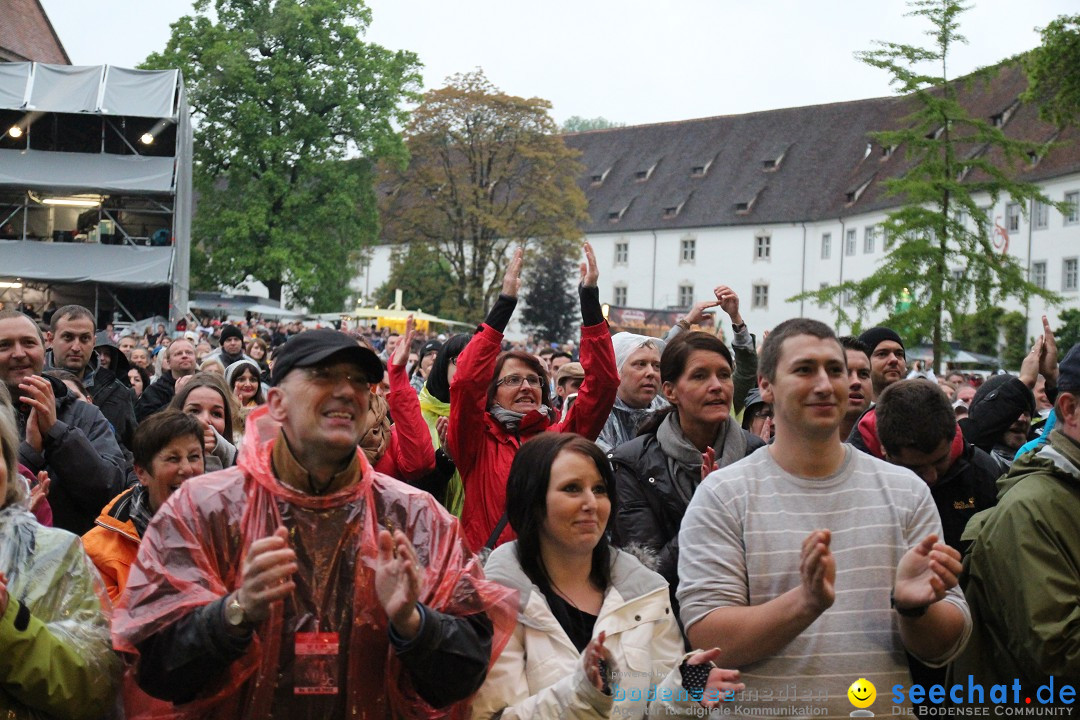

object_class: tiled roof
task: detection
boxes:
[564,62,1080,233]
[0,0,70,64]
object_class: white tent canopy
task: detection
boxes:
[0,240,172,287]
[0,64,180,118]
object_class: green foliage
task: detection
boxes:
[560,116,625,133]
[380,69,588,318]
[142,0,421,312]
[1000,311,1027,369]
[1023,14,1080,128]
[952,306,1006,356]
[521,244,579,343]
[1054,308,1080,357]
[791,0,1060,369]
[373,242,463,319]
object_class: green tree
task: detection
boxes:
[560,116,624,133]
[380,70,588,319]
[1023,14,1080,128]
[792,0,1060,369]
[373,241,462,319]
[1000,310,1027,369]
[521,247,579,343]
[952,306,1006,356]
[143,0,420,311]
[1054,308,1080,357]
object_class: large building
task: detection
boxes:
[361,62,1079,348]
[0,0,69,64]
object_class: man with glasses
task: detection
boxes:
[114,329,515,717]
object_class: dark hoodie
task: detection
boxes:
[46,344,137,449]
[959,374,1037,473]
[13,373,129,534]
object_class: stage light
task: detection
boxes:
[138,119,172,147]
[139,132,154,145]
[41,196,103,208]
[7,126,22,139]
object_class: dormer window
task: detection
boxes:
[634,161,658,182]
[691,165,706,176]
[761,144,789,172]
[881,145,894,159]
[991,100,1020,128]
[763,159,776,170]
[663,207,678,218]
[1027,150,1041,167]
[735,202,749,212]
[590,167,611,186]
[734,189,761,215]
[845,176,874,205]
[608,200,632,222]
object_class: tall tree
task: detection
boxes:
[792,0,1060,369]
[380,70,588,320]
[521,248,579,343]
[373,241,462,319]
[560,116,624,133]
[143,0,420,311]
[1023,14,1080,128]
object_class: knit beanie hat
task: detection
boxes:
[858,326,904,355]
[219,324,244,344]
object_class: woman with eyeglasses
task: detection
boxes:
[448,244,619,552]
[469,433,743,719]
[609,332,764,617]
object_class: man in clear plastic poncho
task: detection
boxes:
[112,329,517,719]
[0,384,120,719]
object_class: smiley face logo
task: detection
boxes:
[848,678,876,709]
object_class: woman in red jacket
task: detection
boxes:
[449,243,619,551]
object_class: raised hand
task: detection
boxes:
[435,416,451,457]
[375,529,423,640]
[236,527,298,624]
[174,374,194,396]
[1040,315,1059,384]
[580,241,599,288]
[683,299,721,327]
[502,247,524,298]
[713,285,744,325]
[685,648,745,708]
[392,315,416,369]
[893,534,961,612]
[799,529,835,615]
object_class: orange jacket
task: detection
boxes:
[82,487,141,605]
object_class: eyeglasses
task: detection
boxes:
[302,366,370,390]
[496,374,543,388]
[753,409,773,420]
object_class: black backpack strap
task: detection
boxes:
[485,512,510,550]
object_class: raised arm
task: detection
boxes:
[386,316,436,481]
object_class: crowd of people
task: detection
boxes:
[0,243,1076,719]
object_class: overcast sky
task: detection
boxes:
[38,0,1076,126]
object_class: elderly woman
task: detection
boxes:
[0,390,120,719]
[449,244,618,551]
[470,433,743,719]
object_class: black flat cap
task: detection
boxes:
[270,329,382,386]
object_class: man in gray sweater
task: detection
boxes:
[678,318,971,717]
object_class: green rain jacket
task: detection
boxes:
[0,505,120,719]
[951,429,1080,691]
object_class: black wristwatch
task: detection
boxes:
[732,322,747,333]
[890,589,929,618]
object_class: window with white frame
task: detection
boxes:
[950,268,964,293]
[1031,261,1047,289]
[1066,192,1079,225]
[863,226,876,253]
[1064,258,1078,292]
[755,234,771,260]
[613,285,627,306]
[845,228,857,256]
[752,284,769,309]
[681,238,696,263]
[614,242,628,265]
[678,284,694,308]
[883,226,895,251]
[821,233,831,259]
[1034,201,1049,230]
[1006,203,1021,232]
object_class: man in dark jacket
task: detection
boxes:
[45,305,137,449]
[135,339,198,421]
[0,309,128,534]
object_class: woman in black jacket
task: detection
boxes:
[610,332,763,609]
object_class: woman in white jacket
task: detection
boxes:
[469,433,742,719]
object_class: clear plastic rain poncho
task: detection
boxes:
[112,405,518,720]
[0,505,120,719]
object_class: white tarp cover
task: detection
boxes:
[0,240,173,287]
[0,63,180,119]
[0,63,30,109]
[0,149,175,194]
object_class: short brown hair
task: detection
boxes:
[759,318,841,383]
[132,411,204,471]
[50,304,96,333]
[485,350,551,410]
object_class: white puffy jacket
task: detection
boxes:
[470,542,702,719]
